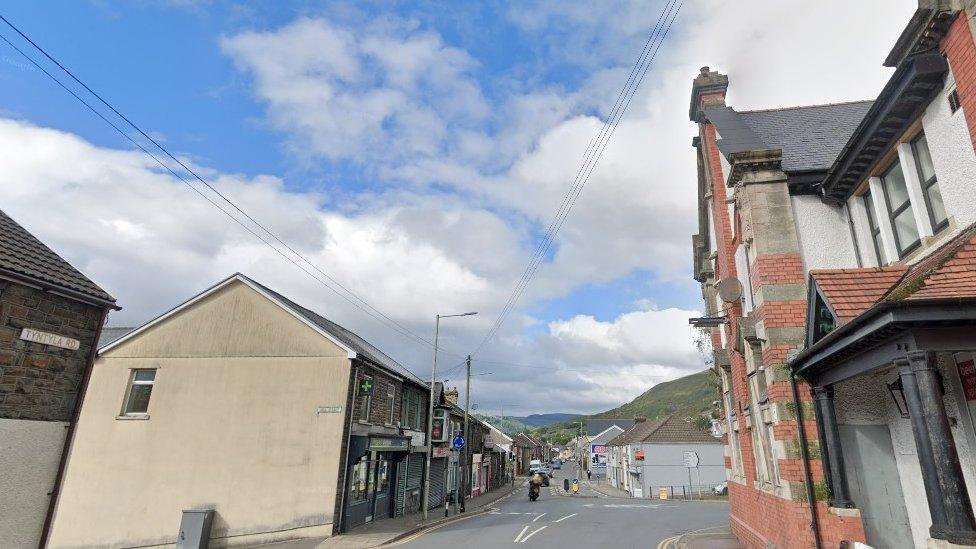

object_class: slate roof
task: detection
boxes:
[98,327,135,348]
[811,267,908,324]
[705,101,873,173]
[0,209,116,306]
[247,277,426,386]
[586,418,634,437]
[513,433,540,447]
[608,416,717,446]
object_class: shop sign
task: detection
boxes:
[369,436,409,451]
[957,358,976,401]
[358,378,374,396]
[433,446,451,458]
[20,328,79,351]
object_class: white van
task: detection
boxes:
[529,459,542,473]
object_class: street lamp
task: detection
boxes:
[422,312,477,520]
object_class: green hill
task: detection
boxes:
[529,369,719,445]
[591,369,719,421]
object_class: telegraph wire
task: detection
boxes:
[0,14,465,364]
[471,0,683,355]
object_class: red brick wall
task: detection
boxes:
[699,105,867,547]
[943,13,976,153]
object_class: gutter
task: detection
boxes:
[39,306,109,548]
[0,268,120,311]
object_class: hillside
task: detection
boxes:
[529,369,718,445]
[591,369,719,421]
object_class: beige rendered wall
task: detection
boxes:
[47,281,353,548]
[0,418,68,548]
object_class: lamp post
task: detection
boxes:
[422,311,477,521]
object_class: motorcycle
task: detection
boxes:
[529,483,540,501]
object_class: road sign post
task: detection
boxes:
[682,451,699,500]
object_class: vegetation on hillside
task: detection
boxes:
[527,369,719,446]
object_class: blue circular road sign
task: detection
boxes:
[452,435,465,450]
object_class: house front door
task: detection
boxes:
[839,424,913,549]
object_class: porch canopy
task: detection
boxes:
[790,224,976,546]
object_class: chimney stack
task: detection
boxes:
[445,387,459,405]
[689,66,728,122]
[634,416,647,423]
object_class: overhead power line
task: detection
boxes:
[471,0,683,356]
[0,14,463,368]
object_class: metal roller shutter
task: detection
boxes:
[428,458,447,510]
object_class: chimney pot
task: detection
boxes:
[700,66,710,76]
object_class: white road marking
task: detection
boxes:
[532,513,546,522]
[657,535,680,549]
[584,503,594,507]
[513,525,531,543]
[519,525,547,543]
[553,513,577,523]
[602,503,662,508]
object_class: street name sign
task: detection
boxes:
[20,328,79,351]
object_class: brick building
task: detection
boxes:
[0,210,119,548]
[691,3,976,547]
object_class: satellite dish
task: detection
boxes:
[716,278,743,303]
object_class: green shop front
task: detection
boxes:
[343,434,419,530]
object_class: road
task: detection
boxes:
[392,464,730,548]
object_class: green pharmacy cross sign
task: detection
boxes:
[359,378,374,396]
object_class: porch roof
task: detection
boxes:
[792,224,976,381]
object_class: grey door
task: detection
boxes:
[839,424,913,549]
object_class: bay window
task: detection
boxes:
[863,190,887,265]
[881,160,920,257]
[911,133,948,232]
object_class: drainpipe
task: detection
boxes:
[791,372,823,549]
[39,307,108,548]
[335,362,360,535]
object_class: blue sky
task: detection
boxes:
[0,1,913,413]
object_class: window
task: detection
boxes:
[911,134,948,232]
[349,454,374,503]
[881,161,920,256]
[948,87,961,113]
[811,291,837,345]
[387,383,396,425]
[122,369,155,416]
[863,191,887,265]
[359,376,373,422]
[721,368,744,478]
[400,388,425,431]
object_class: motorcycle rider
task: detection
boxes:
[529,471,544,501]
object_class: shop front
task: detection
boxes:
[342,435,411,531]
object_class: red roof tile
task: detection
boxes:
[888,224,976,301]
[810,267,907,323]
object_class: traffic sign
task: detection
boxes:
[682,451,699,468]
[452,435,465,450]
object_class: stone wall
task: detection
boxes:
[0,280,102,421]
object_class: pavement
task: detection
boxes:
[389,464,734,549]
[251,479,524,549]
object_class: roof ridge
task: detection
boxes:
[738,99,874,114]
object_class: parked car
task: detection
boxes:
[551,459,562,469]
[540,465,553,477]
[713,482,728,496]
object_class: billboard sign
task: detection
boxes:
[591,444,608,468]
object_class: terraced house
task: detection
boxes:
[691,2,976,547]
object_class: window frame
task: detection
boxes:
[880,160,921,257]
[911,133,949,234]
[121,368,156,417]
[359,375,373,422]
[387,382,396,425]
[862,191,886,265]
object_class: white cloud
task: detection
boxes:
[1,0,923,414]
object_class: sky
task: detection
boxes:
[0,0,916,415]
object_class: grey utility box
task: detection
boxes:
[176,509,214,549]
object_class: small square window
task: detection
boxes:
[122,369,155,416]
[948,88,961,113]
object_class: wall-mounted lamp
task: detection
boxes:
[887,378,910,419]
